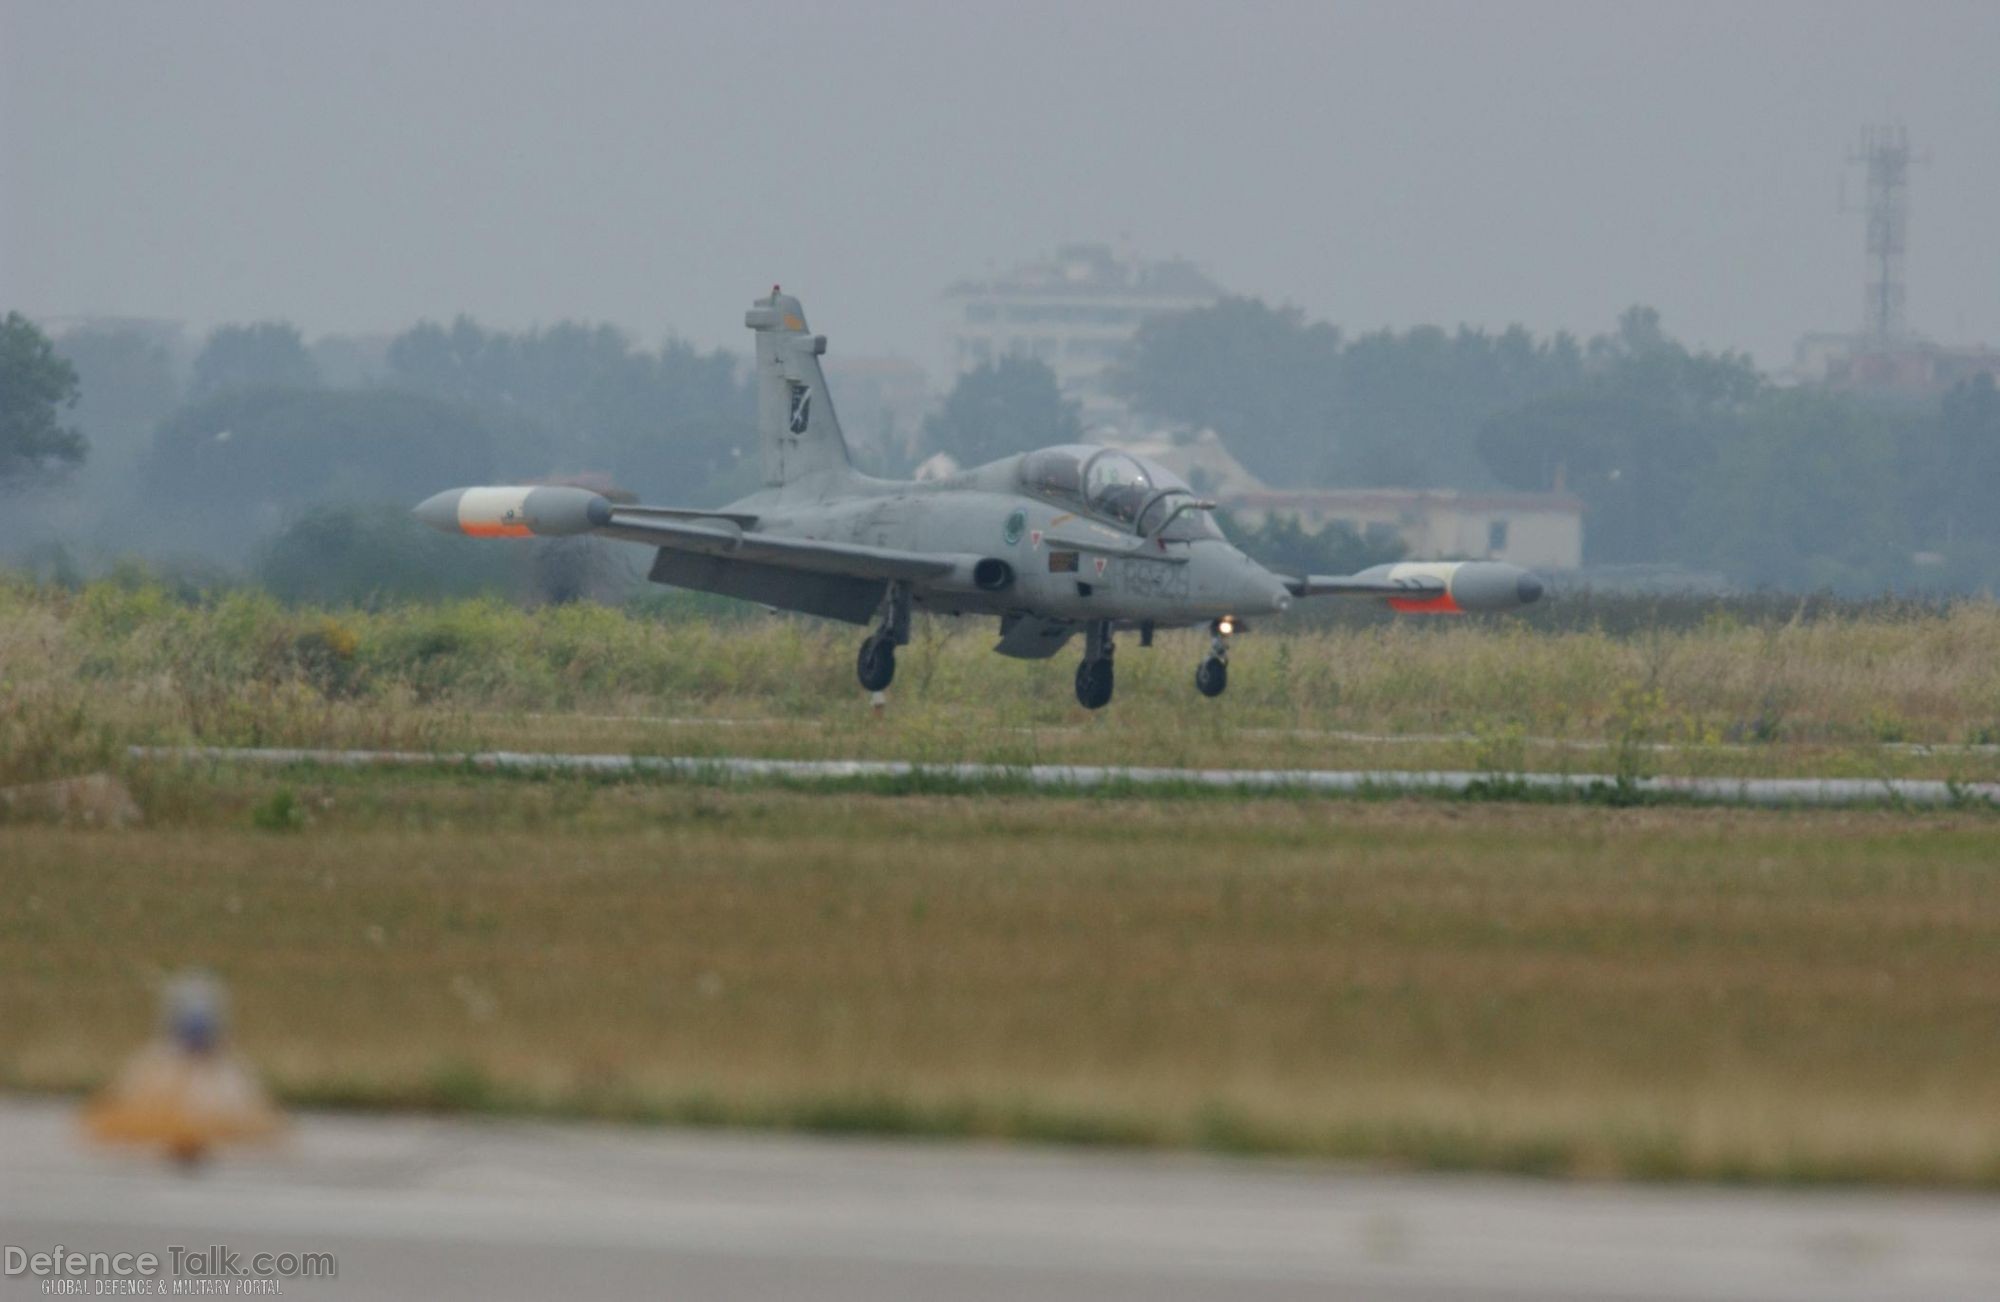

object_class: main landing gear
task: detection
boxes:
[857,635,895,691]
[1195,617,1233,698]
[1074,621,1115,710]
[856,581,910,693]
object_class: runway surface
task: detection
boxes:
[133,744,2000,808]
[4,1100,1996,1300]
[484,711,2000,758]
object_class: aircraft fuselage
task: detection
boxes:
[730,466,1292,629]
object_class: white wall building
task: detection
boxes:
[1225,488,1584,571]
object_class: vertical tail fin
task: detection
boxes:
[745,287,852,487]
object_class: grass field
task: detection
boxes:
[5,765,1999,1187]
[6,579,2000,1184]
[7,577,2000,786]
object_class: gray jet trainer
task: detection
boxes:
[417,288,1543,709]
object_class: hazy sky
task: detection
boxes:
[4,0,1997,372]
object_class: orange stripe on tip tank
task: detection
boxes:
[1389,592,1463,614]
[461,521,534,538]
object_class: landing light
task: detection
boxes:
[1218,618,1235,636]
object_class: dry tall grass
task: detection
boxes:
[4,577,2000,784]
[4,779,1997,1185]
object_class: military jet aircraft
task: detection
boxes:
[417,288,1543,709]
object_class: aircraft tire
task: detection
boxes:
[1074,657,1114,710]
[1195,656,1228,698]
[857,637,896,692]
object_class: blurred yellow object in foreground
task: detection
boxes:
[82,972,283,1166]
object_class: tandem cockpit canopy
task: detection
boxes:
[1019,445,1220,539]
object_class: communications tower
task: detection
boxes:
[1847,125,1916,339]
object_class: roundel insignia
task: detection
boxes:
[1003,509,1027,545]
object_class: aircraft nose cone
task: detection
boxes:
[413,489,464,534]
[1516,572,1545,606]
[1248,565,1293,614]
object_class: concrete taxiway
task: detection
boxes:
[3,1100,1996,1300]
[131,744,2000,808]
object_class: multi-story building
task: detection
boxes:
[1223,486,1584,572]
[942,243,1222,421]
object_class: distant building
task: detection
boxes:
[1224,487,1584,572]
[943,243,1223,421]
[1792,333,2000,400]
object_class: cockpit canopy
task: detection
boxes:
[1018,445,1221,540]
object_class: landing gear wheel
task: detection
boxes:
[1195,656,1228,698]
[857,636,896,692]
[1074,657,1115,710]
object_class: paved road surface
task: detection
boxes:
[3,1100,1996,1300]
[129,745,2000,808]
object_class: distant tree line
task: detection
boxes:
[1110,297,1598,490]
[0,310,755,603]
[383,317,754,500]
[0,312,87,482]
[920,355,1081,467]
[1109,298,2000,593]
[9,297,1998,601]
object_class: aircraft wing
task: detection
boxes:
[414,485,958,583]
[593,511,957,582]
[1288,561,1544,613]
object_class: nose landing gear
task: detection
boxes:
[1195,617,1232,698]
[1074,621,1115,710]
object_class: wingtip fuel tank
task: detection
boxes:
[414,486,613,538]
[1361,561,1546,613]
